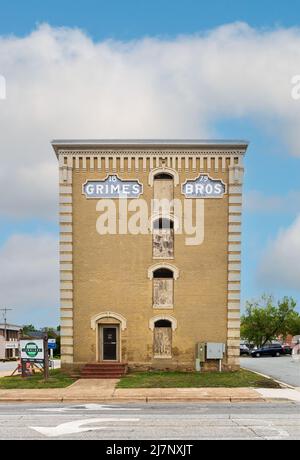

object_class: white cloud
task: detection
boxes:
[0,22,300,220]
[244,190,300,214]
[0,234,59,326]
[257,215,300,291]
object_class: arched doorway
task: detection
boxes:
[90,311,127,362]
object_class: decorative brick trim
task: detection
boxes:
[148,167,179,186]
[229,215,241,223]
[61,319,73,328]
[59,155,74,364]
[227,330,240,339]
[90,311,127,331]
[228,312,240,319]
[56,150,246,173]
[149,315,177,331]
[228,283,240,291]
[148,263,179,280]
[227,162,244,366]
[60,327,74,337]
[61,337,73,345]
[61,310,73,318]
[228,205,242,213]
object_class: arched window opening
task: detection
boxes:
[153,268,174,308]
[149,168,179,187]
[154,319,172,328]
[153,219,174,259]
[153,268,174,279]
[153,172,174,202]
[153,319,172,358]
[154,173,173,180]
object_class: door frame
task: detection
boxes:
[98,324,120,362]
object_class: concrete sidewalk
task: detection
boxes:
[0,378,293,403]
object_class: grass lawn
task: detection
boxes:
[0,369,76,389]
[117,369,281,389]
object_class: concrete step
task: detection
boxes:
[83,363,126,367]
[82,368,125,372]
[80,375,123,379]
[80,363,127,379]
[81,370,125,374]
[83,366,125,370]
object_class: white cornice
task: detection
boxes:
[52,139,249,158]
[55,149,247,157]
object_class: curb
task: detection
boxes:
[0,396,267,404]
[0,398,63,403]
[241,367,296,389]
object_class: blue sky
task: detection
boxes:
[0,1,299,327]
[0,0,300,39]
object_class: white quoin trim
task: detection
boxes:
[149,315,178,331]
[148,167,179,186]
[147,263,179,280]
[90,311,127,331]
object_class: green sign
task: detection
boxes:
[23,342,41,357]
[20,339,44,362]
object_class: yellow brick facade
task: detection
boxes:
[53,140,248,372]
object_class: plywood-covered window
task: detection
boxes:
[153,319,172,358]
[153,268,174,308]
[153,173,174,202]
[153,218,174,259]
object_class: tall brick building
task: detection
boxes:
[52,140,248,374]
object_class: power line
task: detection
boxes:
[0,308,12,359]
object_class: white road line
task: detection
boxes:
[30,418,140,437]
[31,404,141,412]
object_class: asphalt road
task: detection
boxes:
[0,402,299,440]
[242,356,300,387]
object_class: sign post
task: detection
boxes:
[43,335,49,381]
[47,338,56,360]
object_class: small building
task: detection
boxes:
[52,140,248,372]
[0,324,22,360]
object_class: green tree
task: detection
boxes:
[41,327,57,339]
[241,296,299,347]
[286,314,300,337]
[22,324,36,336]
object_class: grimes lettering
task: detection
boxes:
[83,175,143,199]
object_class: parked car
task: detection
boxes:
[240,344,250,356]
[251,344,284,358]
[282,345,293,355]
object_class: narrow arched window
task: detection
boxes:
[153,319,172,358]
[153,268,174,308]
[153,173,174,202]
[153,218,174,259]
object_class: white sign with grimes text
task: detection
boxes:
[82,175,143,199]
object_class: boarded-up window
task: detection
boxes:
[153,218,174,258]
[153,175,174,202]
[153,174,174,216]
[153,278,173,307]
[154,321,172,358]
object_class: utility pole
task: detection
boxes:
[0,308,12,359]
